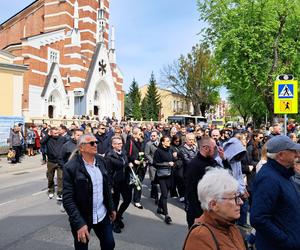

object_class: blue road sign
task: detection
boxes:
[278,84,294,99]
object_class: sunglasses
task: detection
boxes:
[82,141,99,146]
[99,127,106,130]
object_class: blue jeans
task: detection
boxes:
[71,214,115,250]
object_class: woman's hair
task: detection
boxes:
[197,168,238,210]
[261,143,268,161]
[171,134,182,146]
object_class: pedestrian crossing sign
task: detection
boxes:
[274,80,298,114]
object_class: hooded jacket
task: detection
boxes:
[223,138,247,194]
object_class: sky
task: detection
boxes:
[0,1,227,97]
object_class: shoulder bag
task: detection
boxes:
[182,222,220,250]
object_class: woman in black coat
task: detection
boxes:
[153,136,175,224]
[170,135,185,202]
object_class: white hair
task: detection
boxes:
[197,167,239,210]
[266,152,277,159]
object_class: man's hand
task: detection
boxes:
[110,211,117,222]
[77,225,90,244]
[217,146,225,160]
[169,161,175,167]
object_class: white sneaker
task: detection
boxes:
[60,203,65,213]
[56,195,62,201]
[179,197,185,202]
[48,193,54,199]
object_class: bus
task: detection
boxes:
[167,115,207,126]
[211,118,225,129]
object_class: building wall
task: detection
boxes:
[0,70,14,115]
[140,85,192,121]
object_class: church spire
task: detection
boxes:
[74,0,79,30]
[97,0,106,44]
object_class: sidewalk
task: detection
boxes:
[0,154,44,174]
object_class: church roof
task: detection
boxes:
[41,62,56,97]
[84,42,102,92]
[0,0,39,27]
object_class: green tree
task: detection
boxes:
[128,78,142,120]
[124,93,133,119]
[142,73,161,121]
[198,0,300,122]
[162,43,221,116]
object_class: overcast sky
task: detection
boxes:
[0,1,206,92]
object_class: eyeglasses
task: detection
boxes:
[258,137,264,139]
[174,140,180,143]
[82,141,99,146]
[220,194,243,205]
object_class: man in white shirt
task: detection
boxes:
[63,133,116,250]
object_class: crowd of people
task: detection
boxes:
[7,119,300,249]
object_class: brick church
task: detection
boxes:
[0,0,124,120]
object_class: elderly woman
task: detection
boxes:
[183,168,246,250]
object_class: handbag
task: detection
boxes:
[7,149,16,161]
[156,166,171,177]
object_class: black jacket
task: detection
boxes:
[125,136,143,166]
[60,139,77,166]
[63,153,115,231]
[105,149,129,184]
[40,134,66,165]
[185,152,220,223]
[95,130,113,155]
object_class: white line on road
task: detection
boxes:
[32,190,47,196]
[0,199,16,206]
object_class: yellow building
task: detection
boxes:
[139,84,193,121]
[0,51,28,116]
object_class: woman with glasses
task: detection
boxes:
[183,168,246,250]
[153,136,175,224]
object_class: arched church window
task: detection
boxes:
[94,91,99,101]
[49,95,55,103]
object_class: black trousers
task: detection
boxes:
[113,180,132,220]
[12,145,22,163]
[158,176,172,215]
[133,166,147,203]
[71,214,115,250]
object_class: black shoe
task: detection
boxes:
[118,219,124,229]
[134,202,143,209]
[157,207,164,215]
[113,222,121,233]
[165,215,172,224]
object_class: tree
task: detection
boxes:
[198,0,300,122]
[142,73,161,121]
[162,43,221,116]
[124,93,133,119]
[127,78,142,120]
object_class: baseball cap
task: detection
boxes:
[266,135,300,153]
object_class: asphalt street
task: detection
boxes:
[0,155,187,250]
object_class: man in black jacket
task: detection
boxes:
[60,129,83,166]
[105,136,131,234]
[95,123,113,156]
[185,136,226,228]
[63,133,116,250]
[41,127,66,200]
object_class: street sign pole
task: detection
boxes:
[274,74,298,135]
[284,114,287,135]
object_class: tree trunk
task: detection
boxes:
[193,103,201,116]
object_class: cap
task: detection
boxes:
[266,135,300,153]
